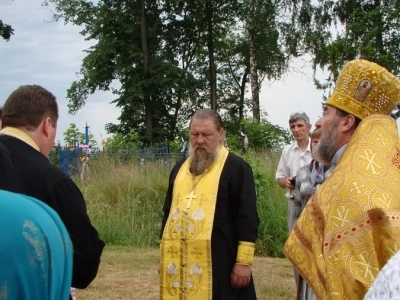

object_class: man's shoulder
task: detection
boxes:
[173,157,187,169]
[170,157,188,176]
[41,160,70,179]
[283,142,297,152]
[1,136,70,182]
[225,152,252,171]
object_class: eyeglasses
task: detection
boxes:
[289,112,310,124]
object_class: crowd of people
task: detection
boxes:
[1,58,400,300]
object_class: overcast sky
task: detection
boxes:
[0,0,327,145]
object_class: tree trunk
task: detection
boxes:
[248,0,260,122]
[239,70,248,122]
[374,0,384,55]
[141,0,152,143]
[206,0,217,111]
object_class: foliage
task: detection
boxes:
[244,152,288,257]
[288,0,400,91]
[51,146,59,167]
[88,133,98,147]
[224,115,293,151]
[63,123,97,146]
[0,20,14,41]
[44,0,307,143]
[102,132,143,151]
[63,123,85,146]
[45,0,202,144]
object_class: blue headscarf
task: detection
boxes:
[0,190,73,300]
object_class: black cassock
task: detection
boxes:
[0,135,105,289]
[161,153,260,300]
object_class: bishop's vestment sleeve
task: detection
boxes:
[49,179,105,289]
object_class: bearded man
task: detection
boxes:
[160,109,260,300]
[284,59,400,299]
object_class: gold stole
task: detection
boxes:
[160,146,229,300]
[284,115,400,299]
[0,127,40,152]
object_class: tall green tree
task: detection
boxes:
[46,0,304,144]
[287,0,400,91]
[46,0,201,144]
[216,0,290,123]
[63,123,85,146]
[244,0,290,122]
[88,133,98,147]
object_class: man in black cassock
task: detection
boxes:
[160,109,259,300]
[0,85,105,292]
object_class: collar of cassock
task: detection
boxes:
[0,127,40,152]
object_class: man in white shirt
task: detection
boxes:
[275,112,312,231]
[276,111,312,289]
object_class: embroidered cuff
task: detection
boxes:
[236,241,255,266]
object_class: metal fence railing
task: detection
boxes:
[49,145,185,176]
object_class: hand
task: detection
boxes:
[286,177,294,189]
[231,264,252,289]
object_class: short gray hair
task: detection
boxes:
[289,111,310,125]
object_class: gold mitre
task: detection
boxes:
[326,59,400,120]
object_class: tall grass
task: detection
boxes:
[75,151,288,258]
[246,151,289,257]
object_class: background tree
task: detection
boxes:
[288,0,400,93]
[63,123,85,146]
[88,133,98,147]
[45,0,305,145]
[47,0,202,144]
[0,20,14,41]
[102,132,143,151]
[224,114,293,151]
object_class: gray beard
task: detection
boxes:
[188,145,219,176]
[312,119,339,166]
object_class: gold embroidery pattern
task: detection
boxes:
[326,60,400,120]
[392,147,400,169]
[236,242,255,266]
[0,127,40,151]
[160,147,229,300]
[284,115,400,299]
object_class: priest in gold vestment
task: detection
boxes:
[160,109,260,300]
[284,59,400,300]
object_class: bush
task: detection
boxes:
[225,118,293,152]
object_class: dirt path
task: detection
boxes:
[76,246,296,300]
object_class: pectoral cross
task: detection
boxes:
[186,190,197,209]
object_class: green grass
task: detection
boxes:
[74,150,288,257]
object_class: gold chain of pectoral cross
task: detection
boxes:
[185,173,205,209]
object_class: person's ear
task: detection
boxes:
[340,115,357,133]
[219,129,225,142]
[41,117,52,137]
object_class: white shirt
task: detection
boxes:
[275,139,312,198]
